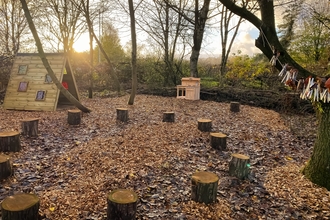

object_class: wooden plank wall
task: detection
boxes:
[3,54,65,111]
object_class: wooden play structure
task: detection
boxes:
[177,77,200,100]
[3,53,80,111]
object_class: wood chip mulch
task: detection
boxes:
[0,94,328,220]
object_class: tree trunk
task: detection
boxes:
[230,101,240,112]
[0,131,21,152]
[0,155,12,180]
[189,0,211,77]
[191,171,218,204]
[1,193,40,220]
[19,0,91,113]
[128,0,137,105]
[116,108,128,122]
[107,189,138,220]
[229,153,250,180]
[197,119,212,132]
[21,118,39,137]
[68,110,82,125]
[88,23,94,99]
[210,132,227,150]
[302,103,330,190]
[163,112,175,122]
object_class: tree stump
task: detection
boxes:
[162,112,175,122]
[107,189,138,220]
[210,132,227,150]
[229,153,250,179]
[0,155,12,180]
[0,131,21,152]
[197,119,212,132]
[21,118,39,137]
[116,108,128,122]
[230,102,240,112]
[191,171,219,204]
[68,109,81,125]
[1,193,40,220]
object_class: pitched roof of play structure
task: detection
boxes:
[3,53,80,111]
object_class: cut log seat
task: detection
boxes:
[21,118,39,137]
[0,131,21,152]
[107,189,138,220]
[1,193,40,220]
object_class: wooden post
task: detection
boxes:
[197,119,212,132]
[1,193,40,220]
[68,109,81,125]
[116,108,128,122]
[191,171,218,204]
[0,131,21,152]
[162,112,175,122]
[107,189,138,220]
[229,153,250,179]
[21,118,39,137]
[210,132,227,150]
[0,155,12,180]
[230,102,240,112]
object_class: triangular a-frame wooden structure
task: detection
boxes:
[3,53,80,111]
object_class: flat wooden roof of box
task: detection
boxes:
[3,53,80,111]
[181,77,200,86]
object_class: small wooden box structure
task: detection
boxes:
[3,53,80,111]
[177,77,200,100]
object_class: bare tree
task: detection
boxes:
[164,0,211,77]
[37,0,85,53]
[137,0,191,86]
[127,0,137,105]
[218,0,259,85]
[218,0,330,190]
[73,0,121,93]
[0,0,30,55]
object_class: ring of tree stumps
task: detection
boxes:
[21,118,39,137]
[0,154,12,180]
[116,108,129,122]
[197,119,212,132]
[1,193,40,220]
[68,109,82,125]
[210,132,227,150]
[107,189,138,220]
[191,171,219,204]
[0,131,21,152]
[229,153,250,179]
[230,101,240,113]
[162,112,175,122]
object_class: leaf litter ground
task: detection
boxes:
[0,95,329,220]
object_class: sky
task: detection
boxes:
[73,21,261,57]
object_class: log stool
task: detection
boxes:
[230,102,240,113]
[210,132,227,150]
[197,119,212,132]
[162,112,175,122]
[68,109,82,125]
[116,108,128,122]
[191,171,219,204]
[1,193,40,220]
[229,153,250,179]
[0,154,12,180]
[107,189,138,220]
[21,118,39,137]
[0,131,21,152]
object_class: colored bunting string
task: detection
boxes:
[279,65,330,103]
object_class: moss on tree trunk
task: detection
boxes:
[303,103,330,190]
